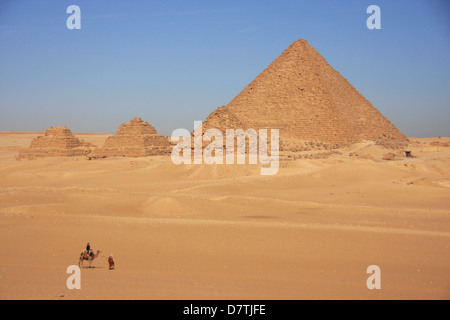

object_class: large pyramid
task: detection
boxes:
[91,117,171,158]
[17,126,96,160]
[202,39,407,150]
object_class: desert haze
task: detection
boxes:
[0,132,449,299]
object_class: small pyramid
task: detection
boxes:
[17,126,96,160]
[202,39,407,150]
[91,117,171,158]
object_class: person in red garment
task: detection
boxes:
[108,254,115,270]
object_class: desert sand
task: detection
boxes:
[0,132,449,300]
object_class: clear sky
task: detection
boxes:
[0,0,449,137]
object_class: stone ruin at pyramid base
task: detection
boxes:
[89,146,171,159]
[18,148,94,160]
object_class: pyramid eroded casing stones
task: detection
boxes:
[90,117,171,158]
[202,39,407,150]
[17,126,96,160]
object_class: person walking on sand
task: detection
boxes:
[108,254,115,270]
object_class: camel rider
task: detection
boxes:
[85,243,94,258]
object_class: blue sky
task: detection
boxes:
[0,0,449,137]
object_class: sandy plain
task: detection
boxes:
[0,133,449,299]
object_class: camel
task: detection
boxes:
[79,249,101,268]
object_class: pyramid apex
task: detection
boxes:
[281,38,311,55]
